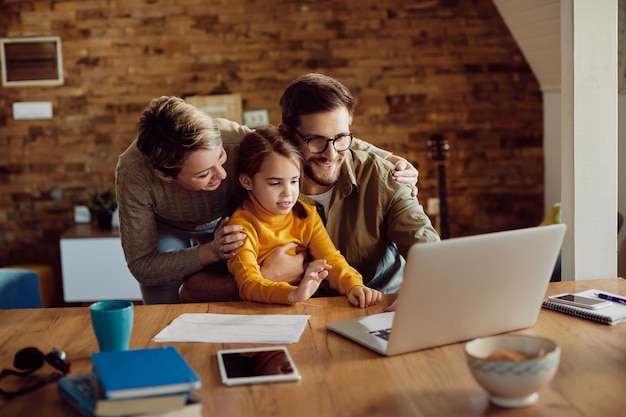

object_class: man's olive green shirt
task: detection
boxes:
[300,149,440,294]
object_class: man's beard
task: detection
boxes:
[304,159,340,188]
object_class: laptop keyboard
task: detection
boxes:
[369,328,392,341]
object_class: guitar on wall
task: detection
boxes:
[427,134,450,239]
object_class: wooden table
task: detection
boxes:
[1,278,625,417]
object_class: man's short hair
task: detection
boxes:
[279,73,354,131]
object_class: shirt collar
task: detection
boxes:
[337,150,359,196]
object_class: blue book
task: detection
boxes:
[90,346,201,400]
[58,373,188,417]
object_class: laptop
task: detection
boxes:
[326,224,567,356]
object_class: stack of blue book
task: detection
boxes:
[58,346,202,417]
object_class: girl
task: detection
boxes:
[227,125,382,307]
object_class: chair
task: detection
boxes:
[3,264,56,307]
[0,269,43,309]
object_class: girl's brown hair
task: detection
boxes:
[238,125,308,219]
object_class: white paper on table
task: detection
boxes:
[152,313,311,344]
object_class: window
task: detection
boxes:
[0,36,64,87]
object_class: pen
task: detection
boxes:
[596,292,626,305]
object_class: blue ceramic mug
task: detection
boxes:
[89,300,134,351]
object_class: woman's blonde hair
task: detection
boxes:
[137,96,221,178]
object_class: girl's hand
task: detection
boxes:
[347,286,382,308]
[288,259,331,303]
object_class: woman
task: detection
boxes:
[115,96,417,304]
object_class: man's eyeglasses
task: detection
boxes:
[293,129,353,154]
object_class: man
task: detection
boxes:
[179,74,438,301]
[277,73,440,294]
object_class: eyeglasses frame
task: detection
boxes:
[292,129,354,154]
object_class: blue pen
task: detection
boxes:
[596,292,626,305]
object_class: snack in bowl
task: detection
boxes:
[487,348,546,361]
[465,335,560,408]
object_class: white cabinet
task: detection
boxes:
[60,224,142,302]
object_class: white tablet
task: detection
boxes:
[217,346,301,386]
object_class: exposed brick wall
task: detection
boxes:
[0,0,543,305]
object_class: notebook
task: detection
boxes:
[90,346,201,400]
[326,224,567,356]
[542,289,626,325]
[57,373,188,417]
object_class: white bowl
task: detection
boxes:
[465,335,560,408]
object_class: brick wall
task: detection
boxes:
[0,0,543,305]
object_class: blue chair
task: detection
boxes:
[0,268,43,309]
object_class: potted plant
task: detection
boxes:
[87,188,118,230]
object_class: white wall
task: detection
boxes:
[498,0,623,279]
[619,94,626,277]
[544,92,561,214]
[544,93,626,278]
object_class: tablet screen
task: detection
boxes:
[217,346,301,386]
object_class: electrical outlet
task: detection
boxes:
[13,101,53,120]
[243,109,269,128]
